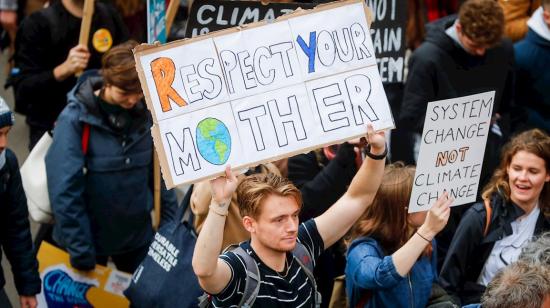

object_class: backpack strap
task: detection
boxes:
[229,245,261,308]
[292,242,321,307]
[483,199,492,237]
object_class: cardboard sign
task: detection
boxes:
[185,0,316,38]
[36,242,131,307]
[148,0,167,44]
[367,0,407,83]
[134,0,394,188]
[408,91,495,213]
[186,0,407,84]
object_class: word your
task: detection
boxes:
[296,23,371,73]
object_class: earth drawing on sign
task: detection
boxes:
[196,118,231,165]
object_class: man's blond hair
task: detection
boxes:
[236,173,302,219]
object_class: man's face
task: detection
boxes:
[456,22,490,56]
[247,194,300,253]
[104,85,144,109]
[0,126,11,153]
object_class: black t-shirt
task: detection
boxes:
[213,219,324,307]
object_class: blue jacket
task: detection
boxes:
[1,149,41,295]
[346,237,437,308]
[45,72,177,270]
[514,27,550,132]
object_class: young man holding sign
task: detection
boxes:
[400,0,513,184]
[192,126,386,307]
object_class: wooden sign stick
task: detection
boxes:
[166,0,180,36]
[153,152,162,230]
[76,0,94,77]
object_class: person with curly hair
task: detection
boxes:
[440,129,550,305]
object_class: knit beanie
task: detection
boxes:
[0,96,15,128]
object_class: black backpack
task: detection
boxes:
[198,242,321,307]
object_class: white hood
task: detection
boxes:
[527,7,550,41]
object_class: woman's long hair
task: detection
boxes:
[481,129,550,217]
[347,163,418,254]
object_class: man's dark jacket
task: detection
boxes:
[0,149,41,296]
[12,0,128,129]
[514,27,550,133]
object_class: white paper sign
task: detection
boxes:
[135,0,394,187]
[408,91,495,213]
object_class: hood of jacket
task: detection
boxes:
[424,15,459,53]
[528,7,550,43]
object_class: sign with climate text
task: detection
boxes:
[134,0,394,188]
[409,91,495,212]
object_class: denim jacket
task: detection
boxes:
[346,237,438,308]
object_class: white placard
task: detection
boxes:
[135,0,394,187]
[139,38,229,121]
[214,21,303,101]
[289,2,377,80]
[408,91,495,213]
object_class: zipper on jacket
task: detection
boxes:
[408,274,414,308]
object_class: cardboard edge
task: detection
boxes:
[134,0,366,58]
[151,124,176,189]
[134,51,161,124]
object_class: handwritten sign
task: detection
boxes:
[185,0,407,84]
[134,0,394,188]
[36,242,131,307]
[367,0,407,83]
[185,0,316,38]
[408,91,495,213]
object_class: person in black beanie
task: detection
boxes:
[0,96,41,308]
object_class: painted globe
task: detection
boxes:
[196,118,231,165]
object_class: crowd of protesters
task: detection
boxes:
[1,0,549,307]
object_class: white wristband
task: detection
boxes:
[209,202,229,216]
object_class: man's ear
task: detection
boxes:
[243,216,256,233]
[456,21,463,35]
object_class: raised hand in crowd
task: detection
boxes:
[53,44,91,81]
[394,192,452,276]
[19,295,37,308]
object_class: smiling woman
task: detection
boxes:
[440,129,550,306]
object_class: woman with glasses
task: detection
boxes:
[440,129,550,306]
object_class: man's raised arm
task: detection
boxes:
[192,166,238,294]
[314,125,386,248]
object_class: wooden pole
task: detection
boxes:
[166,0,180,36]
[76,0,94,77]
[153,152,162,230]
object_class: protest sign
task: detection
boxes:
[185,0,407,83]
[408,91,495,213]
[367,0,407,83]
[148,0,167,44]
[134,0,394,188]
[36,242,131,307]
[185,0,316,38]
